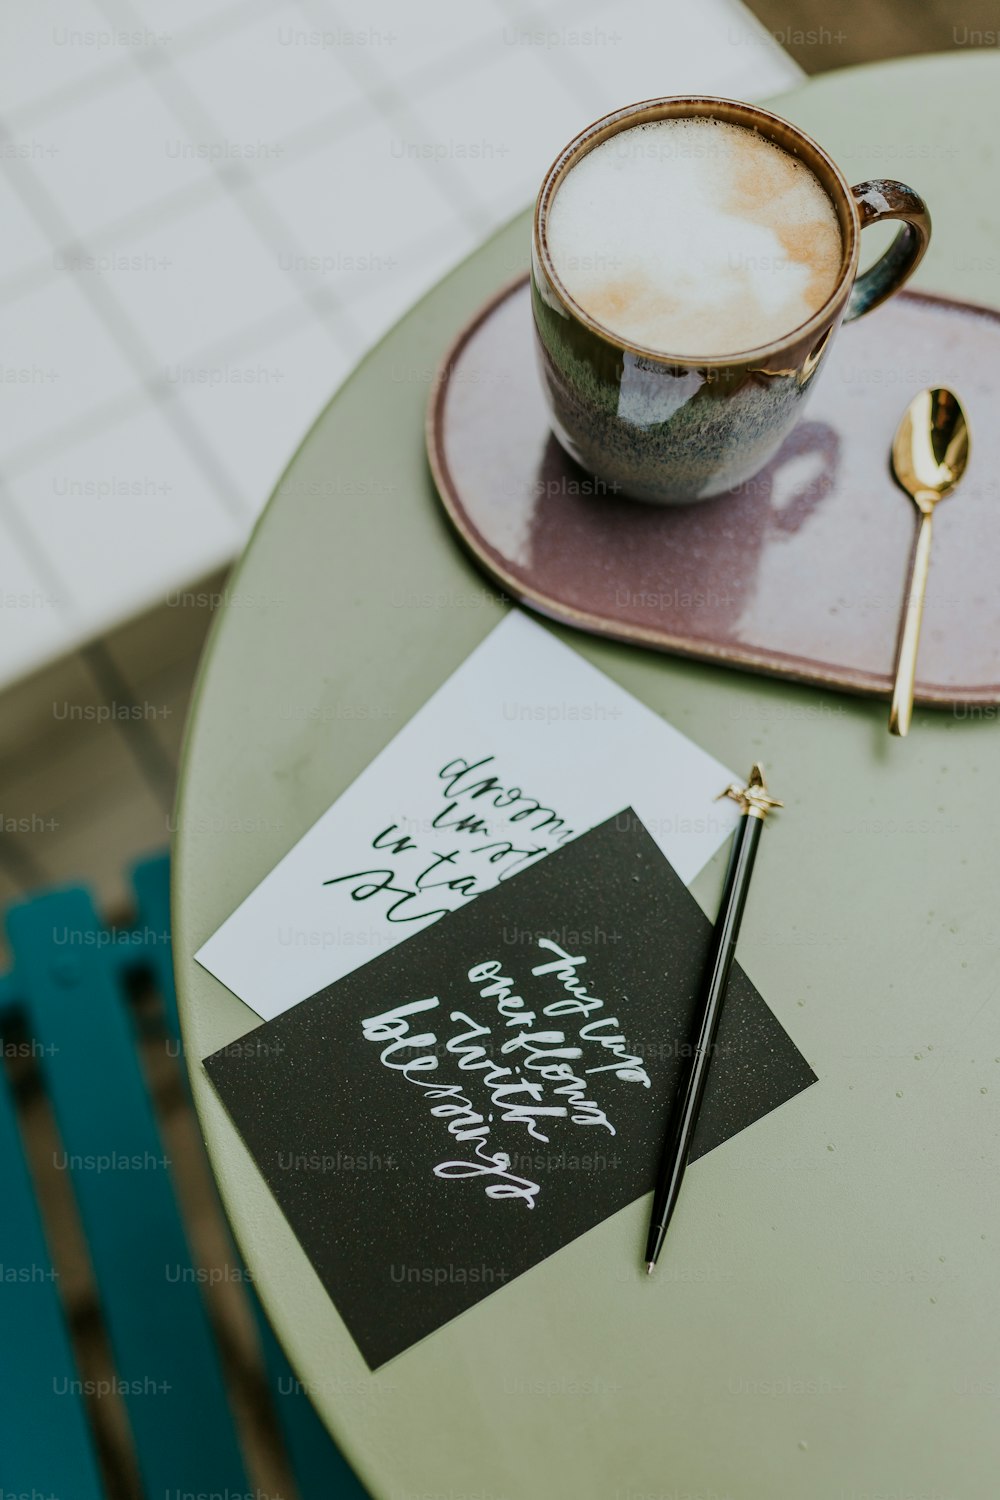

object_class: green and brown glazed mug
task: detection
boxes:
[531,96,931,505]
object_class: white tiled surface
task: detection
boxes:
[0,520,69,682]
[0,277,137,447]
[0,171,53,280]
[181,5,367,146]
[0,0,800,688]
[99,194,297,366]
[27,73,217,237]
[4,407,241,628]
[172,317,351,506]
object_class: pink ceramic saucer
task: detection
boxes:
[427,276,1000,705]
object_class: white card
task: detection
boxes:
[196,612,739,1019]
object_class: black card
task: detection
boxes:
[205,811,815,1368]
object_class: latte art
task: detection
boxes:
[546,116,843,358]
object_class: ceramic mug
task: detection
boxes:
[531,96,931,505]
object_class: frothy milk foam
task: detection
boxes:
[546,116,843,357]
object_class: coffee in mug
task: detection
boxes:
[532,97,931,505]
[546,116,843,359]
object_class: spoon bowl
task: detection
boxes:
[892,386,970,514]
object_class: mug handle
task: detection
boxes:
[844,180,932,322]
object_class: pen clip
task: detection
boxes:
[717,762,783,821]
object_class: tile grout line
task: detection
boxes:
[0,171,234,308]
[0,477,79,621]
[103,0,518,358]
[0,86,366,312]
[95,0,366,358]
[3,0,283,134]
[7,0,529,141]
[490,0,610,114]
[297,0,496,242]
[0,12,528,317]
[0,289,324,483]
[0,202,474,485]
[0,122,252,526]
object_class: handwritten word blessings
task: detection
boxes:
[361,939,651,1208]
[323,755,576,924]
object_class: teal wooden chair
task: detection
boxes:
[0,855,367,1499]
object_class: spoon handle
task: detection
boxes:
[889,511,933,737]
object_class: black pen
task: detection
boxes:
[645,763,781,1273]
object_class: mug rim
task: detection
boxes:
[533,94,862,368]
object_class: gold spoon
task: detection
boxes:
[888,387,970,736]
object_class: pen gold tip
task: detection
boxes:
[646,1261,656,1276]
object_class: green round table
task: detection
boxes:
[175,54,1000,1500]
